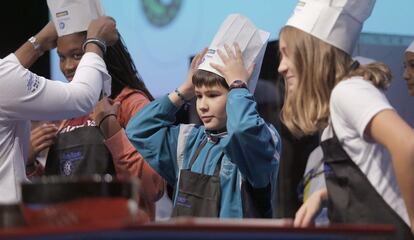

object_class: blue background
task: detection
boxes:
[50,0,414,97]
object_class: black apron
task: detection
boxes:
[321,128,413,239]
[44,126,115,176]
[172,138,224,217]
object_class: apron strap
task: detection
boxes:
[173,137,208,201]
[212,152,224,177]
[188,137,225,177]
[188,138,208,169]
[320,125,349,162]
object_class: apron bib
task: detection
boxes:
[322,128,413,239]
[44,126,114,176]
[172,138,223,217]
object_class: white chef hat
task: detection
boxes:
[406,40,414,53]
[286,0,376,55]
[353,56,376,65]
[198,14,270,92]
[47,0,111,97]
[47,0,104,37]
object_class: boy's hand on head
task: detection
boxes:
[180,47,208,99]
[170,48,207,107]
[210,43,254,87]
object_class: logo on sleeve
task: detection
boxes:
[26,72,40,93]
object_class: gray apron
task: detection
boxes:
[322,128,413,239]
[172,137,224,217]
[45,126,114,176]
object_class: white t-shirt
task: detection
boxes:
[321,76,410,226]
[0,53,110,203]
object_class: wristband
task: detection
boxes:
[82,38,107,54]
[98,114,117,129]
[228,80,248,91]
[174,88,190,103]
[174,88,191,110]
[28,36,44,56]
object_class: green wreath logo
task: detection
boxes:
[142,0,182,28]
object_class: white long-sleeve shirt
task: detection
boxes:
[0,52,110,203]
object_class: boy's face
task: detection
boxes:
[195,84,228,131]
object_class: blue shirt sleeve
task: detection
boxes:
[126,95,181,185]
[222,88,281,188]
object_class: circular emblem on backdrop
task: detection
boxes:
[141,0,182,27]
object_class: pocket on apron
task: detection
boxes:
[172,170,220,217]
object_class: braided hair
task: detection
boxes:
[104,36,154,101]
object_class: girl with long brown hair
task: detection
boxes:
[279,0,414,237]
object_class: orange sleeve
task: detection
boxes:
[104,90,164,203]
[116,91,148,129]
[104,129,164,202]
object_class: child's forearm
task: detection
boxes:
[168,84,194,108]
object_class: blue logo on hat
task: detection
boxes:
[59,21,65,30]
